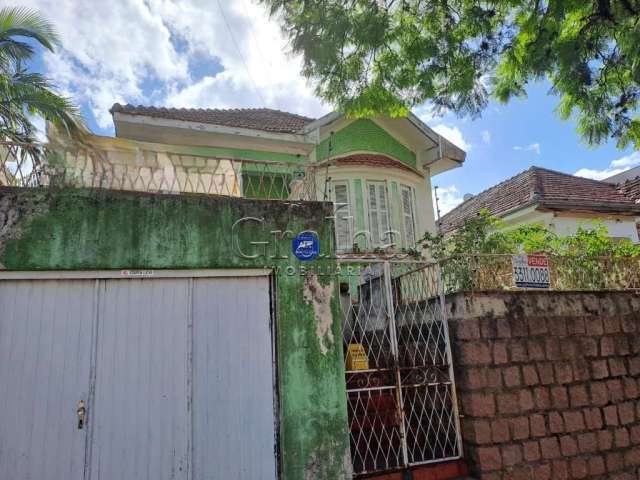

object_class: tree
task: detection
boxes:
[0,6,83,146]
[264,0,640,148]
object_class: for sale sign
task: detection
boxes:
[511,254,550,289]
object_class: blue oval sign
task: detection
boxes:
[292,231,319,261]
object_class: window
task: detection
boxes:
[333,181,353,251]
[367,181,391,247]
[401,185,416,248]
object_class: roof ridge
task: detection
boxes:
[110,103,314,120]
[441,167,534,219]
[440,164,639,233]
[109,103,316,134]
[531,165,618,187]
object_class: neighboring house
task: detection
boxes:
[54,105,465,253]
[603,165,640,184]
[612,170,640,238]
[440,166,640,242]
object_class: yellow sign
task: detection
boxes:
[346,344,369,371]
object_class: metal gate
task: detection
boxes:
[0,270,277,480]
[339,260,462,476]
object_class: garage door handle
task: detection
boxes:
[77,400,86,429]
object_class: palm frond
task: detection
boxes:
[0,8,85,143]
[0,68,86,140]
[0,38,34,65]
[0,7,60,51]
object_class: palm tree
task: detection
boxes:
[0,6,83,146]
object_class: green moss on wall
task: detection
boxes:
[0,187,350,480]
[316,119,416,168]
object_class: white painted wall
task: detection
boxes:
[550,216,639,242]
[501,207,639,243]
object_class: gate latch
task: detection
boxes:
[77,400,86,430]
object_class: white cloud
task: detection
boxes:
[481,129,491,145]
[611,153,640,168]
[413,104,440,124]
[26,114,47,143]
[574,151,640,181]
[433,185,464,216]
[432,124,472,152]
[23,0,328,130]
[513,143,541,154]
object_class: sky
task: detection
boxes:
[24,0,640,215]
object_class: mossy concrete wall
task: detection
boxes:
[0,187,351,480]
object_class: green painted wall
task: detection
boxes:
[241,172,291,199]
[0,187,350,480]
[316,119,416,168]
[157,143,306,164]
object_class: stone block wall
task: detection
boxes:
[447,291,640,479]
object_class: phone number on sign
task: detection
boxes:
[513,265,550,287]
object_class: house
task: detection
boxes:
[53,105,466,253]
[440,166,640,242]
[0,105,471,480]
[603,165,640,184]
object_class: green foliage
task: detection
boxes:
[264,0,640,148]
[0,7,84,146]
[422,210,640,291]
[423,210,514,260]
[423,210,640,259]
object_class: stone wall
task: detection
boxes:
[448,291,640,479]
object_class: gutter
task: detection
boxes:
[538,201,640,215]
[407,113,466,164]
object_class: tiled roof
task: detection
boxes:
[440,166,640,233]
[617,176,640,202]
[332,153,418,174]
[110,104,315,134]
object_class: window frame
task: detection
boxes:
[366,180,392,248]
[400,184,417,249]
[332,180,354,252]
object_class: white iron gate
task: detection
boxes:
[340,260,462,476]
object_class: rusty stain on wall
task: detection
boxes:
[303,272,335,355]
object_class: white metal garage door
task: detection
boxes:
[0,271,277,480]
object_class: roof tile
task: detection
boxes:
[110,104,314,134]
[440,166,640,233]
[333,154,417,174]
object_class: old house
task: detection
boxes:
[0,105,469,480]
[59,105,466,252]
[440,166,640,242]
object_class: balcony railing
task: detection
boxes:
[0,140,318,201]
